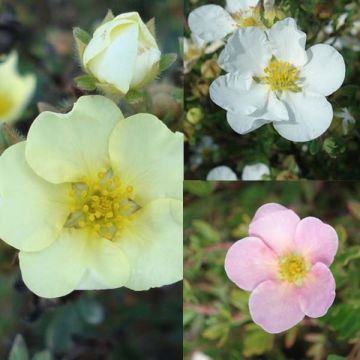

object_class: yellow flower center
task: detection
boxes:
[278,253,309,285]
[262,59,301,93]
[231,7,261,28]
[0,93,14,117]
[66,169,139,240]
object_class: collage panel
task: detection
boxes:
[184,0,360,180]
[184,181,360,360]
[0,0,183,359]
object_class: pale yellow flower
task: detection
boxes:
[0,52,36,124]
[82,12,161,96]
[0,95,183,298]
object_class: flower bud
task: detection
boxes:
[81,12,161,96]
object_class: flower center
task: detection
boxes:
[66,169,139,240]
[278,253,309,285]
[231,8,261,28]
[0,93,14,117]
[262,59,301,93]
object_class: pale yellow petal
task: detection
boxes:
[0,142,69,251]
[109,114,183,205]
[76,236,130,290]
[26,95,123,184]
[118,199,183,290]
[0,52,36,124]
[19,228,88,298]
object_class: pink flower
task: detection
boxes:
[225,203,338,334]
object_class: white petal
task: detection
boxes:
[218,27,271,75]
[268,18,307,67]
[188,5,237,42]
[242,163,270,180]
[301,44,345,96]
[210,72,268,114]
[227,111,270,134]
[266,92,289,121]
[206,166,238,181]
[274,92,333,142]
[226,0,259,13]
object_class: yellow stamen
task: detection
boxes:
[0,93,14,117]
[260,58,301,93]
[278,253,309,285]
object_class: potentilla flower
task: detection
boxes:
[0,52,36,124]
[0,95,183,298]
[225,203,338,333]
[210,18,346,142]
[206,165,238,181]
[82,12,161,96]
[241,163,270,180]
[188,0,282,43]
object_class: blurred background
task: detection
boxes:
[0,1,183,359]
[184,181,360,360]
[184,0,360,180]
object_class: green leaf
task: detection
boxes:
[348,201,360,220]
[125,89,145,104]
[327,355,347,360]
[243,324,274,357]
[184,181,215,197]
[146,18,156,38]
[74,74,97,91]
[192,220,220,244]
[159,53,177,72]
[8,334,29,360]
[101,9,115,25]
[78,297,104,325]
[309,139,321,155]
[73,27,91,59]
[73,27,91,45]
[32,351,53,360]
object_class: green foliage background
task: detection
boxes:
[0,0,182,359]
[184,0,360,180]
[184,181,360,359]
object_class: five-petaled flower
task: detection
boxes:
[210,18,346,142]
[188,0,282,42]
[0,52,36,124]
[225,203,338,333]
[0,95,183,298]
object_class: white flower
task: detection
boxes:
[83,12,161,96]
[206,166,238,181]
[335,108,355,135]
[210,18,346,142]
[188,0,261,42]
[242,163,270,180]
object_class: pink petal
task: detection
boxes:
[298,262,336,318]
[249,207,300,255]
[293,217,338,266]
[252,203,288,222]
[224,237,278,291]
[249,280,305,333]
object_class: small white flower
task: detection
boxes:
[188,0,261,42]
[192,351,212,360]
[242,163,270,180]
[206,166,238,181]
[210,18,346,142]
[335,108,355,135]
